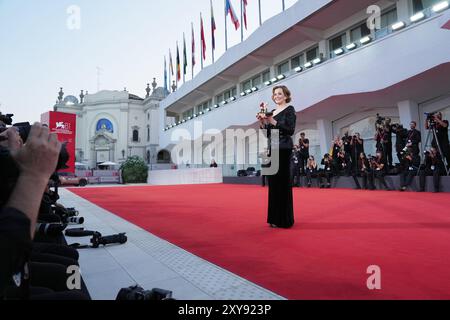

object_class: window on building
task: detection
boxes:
[252,75,262,87]
[231,87,237,97]
[262,70,271,83]
[132,129,139,142]
[350,23,371,42]
[277,61,290,75]
[306,46,319,62]
[380,8,398,29]
[182,109,194,119]
[329,33,347,52]
[413,0,441,12]
[216,93,224,104]
[147,126,150,142]
[242,80,252,91]
[291,55,303,69]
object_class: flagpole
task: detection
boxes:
[211,0,215,64]
[258,0,262,26]
[225,0,228,51]
[191,22,194,80]
[176,41,179,90]
[183,33,186,84]
[240,0,243,42]
[168,50,172,92]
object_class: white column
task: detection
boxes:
[396,0,413,22]
[318,39,327,60]
[317,119,333,156]
[398,100,419,126]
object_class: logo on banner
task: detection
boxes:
[54,122,73,134]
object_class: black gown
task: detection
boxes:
[266,106,297,228]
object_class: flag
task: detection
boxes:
[225,0,240,30]
[192,23,196,68]
[183,33,187,76]
[200,13,206,61]
[211,0,216,50]
[176,43,181,82]
[164,56,168,92]
[169,49,174,76]
[243,0,248,30]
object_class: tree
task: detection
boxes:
[120,156,148,184]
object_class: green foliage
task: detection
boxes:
[120,156,149,184]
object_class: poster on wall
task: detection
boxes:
[41,111,77,173]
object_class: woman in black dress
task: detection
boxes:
[257,86,297,229]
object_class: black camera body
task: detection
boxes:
[425,112,437,127]
[116,285,173,301]
[0,112,14,126]
[90,232,128,248]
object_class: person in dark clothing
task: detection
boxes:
[406,121,421,157]
[1,124,89,300]
[357,153,375,190]
[350,133,364,171]
[370,151,392,190]
[298,133,310,174]
[290,145,301,187]
[426,112,450,169]
[331,136,342,161]
[258,85,296,229]
[319,153,335,188]
[419,148,446,193]
[305,156,318,188]
[399,147,421,192]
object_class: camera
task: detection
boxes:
[36,222,68,236]
[0,112,14,126]
[425,112,437,127]
[116,285,173,301]
[90,232,128,248]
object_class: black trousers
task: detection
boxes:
[400,169,418,188]
[268,149,294,228]
[318,171,333,186]
[373,170,390,190]
[384,143,393,167]
[305,170,317,185]
[419,169,441,192]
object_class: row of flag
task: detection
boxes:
[164,0,286,92]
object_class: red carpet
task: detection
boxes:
[69,184,450,300]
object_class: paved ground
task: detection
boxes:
[59,188,285,300]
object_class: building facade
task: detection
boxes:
[159,0,450,176]
[54,82,168,169]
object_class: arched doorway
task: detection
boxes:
[157,150,171,164]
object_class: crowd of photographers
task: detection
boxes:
[0,115,91,299]
[1,112,174,301]
[290,113,449,193]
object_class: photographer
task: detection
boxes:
[419,148,445,193]
[319,153,335,188]
[331,136,342,161]
[369,151,392,191]
[426,112,450,168]
[1,123,60,297]
[298,133,310,174]
[398,147,421,192]
[393,124,408,161]
[406,121,421,157]
[357,153,375,190]
[290,145,301,187]
[342,133,352,162]
[305,156,318,188]
[1,123,88,300]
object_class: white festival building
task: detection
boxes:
[57,0,450,178]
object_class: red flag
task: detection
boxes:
[201,13,206,61]
[211,0,216,50]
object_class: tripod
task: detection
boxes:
[420,125,450,176]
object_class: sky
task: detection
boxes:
[0,0,297,123]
